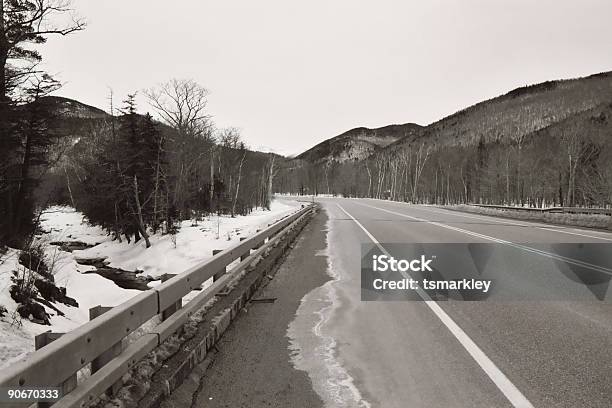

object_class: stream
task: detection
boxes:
[50,241,154,290]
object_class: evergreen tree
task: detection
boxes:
[139,113,166,232]
[3,77,60,246]
[75,97,167,246]
[0,1,83,247]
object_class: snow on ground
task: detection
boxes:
[0,198,301,368]
[73,200,300,280]
[0,245,140,369]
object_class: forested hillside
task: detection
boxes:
[393,71,612,149]
[278,72,612,207]
[296,123,423,163]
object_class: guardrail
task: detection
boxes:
[470,204,612,216]
[0,204,315,408]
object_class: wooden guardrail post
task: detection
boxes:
[239,237,250,261]
[253,229,263,249]
[213,250,225,281]
[266,223,280,241]
[89,306,123,396]
[34,331,77,408]
[161,274,182,320]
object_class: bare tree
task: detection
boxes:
[412,143,430,202]
[324,160,331,195]
[218,127,241,149]
[510,127,526,205]
[365,160,372,198]
[232,147,246,217]
[258,154,277,210]
[144,79,211,138]
[209,144,215,212]
[144,79,214,215]
[561,131,598,207]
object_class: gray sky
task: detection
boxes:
[43,0,612,156]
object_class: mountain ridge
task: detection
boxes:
[295,122,423,163]
[40,95,109,119]
[296,70,612,162]
[394,70,612,150]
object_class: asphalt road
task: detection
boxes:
[174,198,612,408]
[312,198,612,408]
[161,207,329,408]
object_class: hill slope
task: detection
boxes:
[296,123,423,163]
[294,72,612,163]
[387,71,612,151]
[40,96,109,119]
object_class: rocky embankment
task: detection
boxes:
[9,249,79,325]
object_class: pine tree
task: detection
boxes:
[4,77,60,245]
[115,95,148,246]
[0,1,83,247]
[139,113,166,232]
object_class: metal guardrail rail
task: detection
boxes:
[0,204,314,408]
[471,204,612,216]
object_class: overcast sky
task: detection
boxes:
[43,0,612,156]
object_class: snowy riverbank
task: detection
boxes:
[0,199,300,368]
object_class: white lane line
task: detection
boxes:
[336,204,534,408]
[412,205,612,242]
[355,202,612,277]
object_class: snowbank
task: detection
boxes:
[0,198,300,368]
[73,200,300,279]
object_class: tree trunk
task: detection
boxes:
[505,151,511,205]
[133,175,151,248]
[114,201,122,243]
[0,51,7,104]
[64,166,76,208]
[265,155,275,210]
[365,161,372,197]
[209,147,215,213]
[446,166,450,205]
[153,143,162,232]
[324,161,330,195]
[412,144,429,203]
[567,155,573,207]
[434,169,438,204]
[12,120,33,238]
[516,144,522,205]
[0,0,8,103]
[231,150,246,217]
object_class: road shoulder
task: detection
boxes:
[162,209,330,408]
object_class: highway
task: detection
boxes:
[168,197,612,408]
[295,198,612,408]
